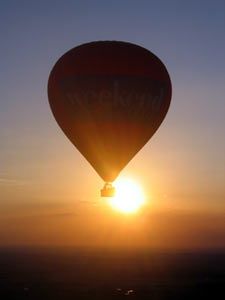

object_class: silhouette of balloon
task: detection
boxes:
[48,41,172,195]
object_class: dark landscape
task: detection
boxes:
[0,247,224,299]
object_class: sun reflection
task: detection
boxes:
[108,178,145,214]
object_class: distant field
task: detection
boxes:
[0,247,224,299]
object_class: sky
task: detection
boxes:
[0,0,225,250]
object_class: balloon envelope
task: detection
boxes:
[48,41,172,182]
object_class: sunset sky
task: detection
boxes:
[0,0,225,250]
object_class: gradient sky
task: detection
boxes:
[0,0,225,249]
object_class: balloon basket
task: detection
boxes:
[101,183,115,197]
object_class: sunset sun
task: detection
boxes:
[108,178,145,214]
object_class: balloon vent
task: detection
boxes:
[101,183,115,197]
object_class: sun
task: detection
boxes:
[108,178,145,214]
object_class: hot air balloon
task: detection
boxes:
[48,41,172,197]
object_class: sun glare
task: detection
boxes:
[108,178,145,214]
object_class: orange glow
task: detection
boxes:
[108,178,145,214]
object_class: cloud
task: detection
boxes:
[47,212,78,218]
[78,200,98,206]
[0,177,28,186]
